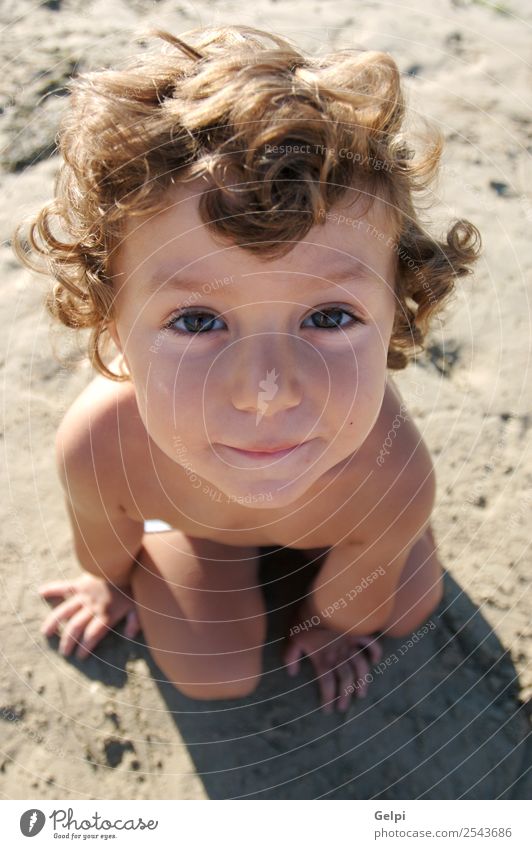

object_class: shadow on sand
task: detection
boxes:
[134,546,531,800]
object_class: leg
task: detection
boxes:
[130,532,267,700]
[379,524,444,638]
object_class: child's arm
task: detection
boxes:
[39,405,145,659]
[61,496,144,589]
[282,455,437,712]
[54,413,145,588]
[302,464,436,635]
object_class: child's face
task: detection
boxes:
[109,178,398,508]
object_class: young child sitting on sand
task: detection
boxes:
[14,25,481,714]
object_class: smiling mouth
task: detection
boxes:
[219,442,307,460]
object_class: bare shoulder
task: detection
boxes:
[55,356,142,512]
[363,374,437,545]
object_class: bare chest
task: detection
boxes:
[123,452,377,548]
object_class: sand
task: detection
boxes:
[1,0,530,800]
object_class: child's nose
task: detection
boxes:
[225,333,305,416]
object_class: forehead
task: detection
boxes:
[110,177,399,289]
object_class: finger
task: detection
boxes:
[348,634,382,666]
[123,609,141,639]
[348,649,371,698]
[323,639,343,667]
[336,661,357,712]
[40,596,84,637]
[75,616,111,660]
[58,607,95,656]
[283,642,304,677]
[333,640,362,712]
[38,581,77,600]
[323,638,350,671]
[316,667,337,714]
[360,635,383,666]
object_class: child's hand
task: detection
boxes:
[38,573,141,660]
[282,624,382,714]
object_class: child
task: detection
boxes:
[13,25,481,714]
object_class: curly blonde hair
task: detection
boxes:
[12,24,482,381]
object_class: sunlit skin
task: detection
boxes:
[39,176,444,714]
[107,176,398,510]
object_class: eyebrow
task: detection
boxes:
[142,259,383,295]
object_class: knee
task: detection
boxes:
[155,649,264,701]
[170,668,262,701]
[424,562,444,618]
[431,567,445,609]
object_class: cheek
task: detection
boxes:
[145,364,216,443]
[326,344,386,428]
[326,331,387,388]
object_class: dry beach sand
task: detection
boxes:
[0,0,531,799]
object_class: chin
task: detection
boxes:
[218,472,318,510]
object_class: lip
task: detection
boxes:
[219,442,307,460]
[231,442,301,453]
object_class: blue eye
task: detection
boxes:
[302,307,361,331]
[164,310,226,334]
[163,305,363,336]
